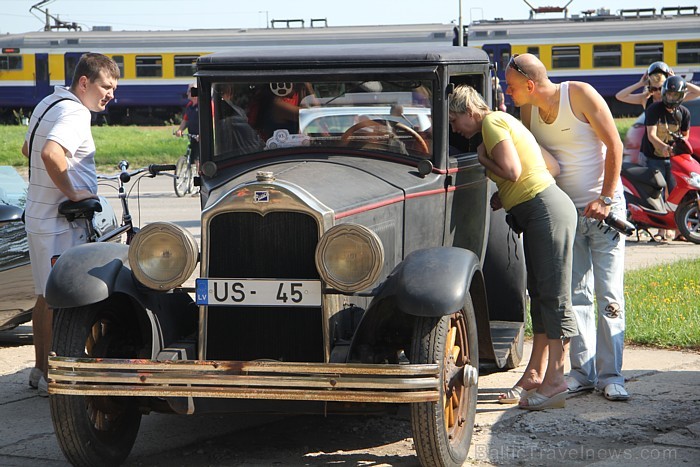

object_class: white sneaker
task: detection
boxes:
[28,367,42,389]
[38,376,49,398]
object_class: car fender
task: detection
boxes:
[347,247,483,362]
[383,246,480,317]
[45,242,145,309]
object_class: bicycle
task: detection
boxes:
[58,160,176,245]
[174,133,199,197]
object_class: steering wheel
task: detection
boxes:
[340,118,429,154]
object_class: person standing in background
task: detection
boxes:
[21,53,119,397]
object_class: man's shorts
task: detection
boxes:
[27,227,87,296]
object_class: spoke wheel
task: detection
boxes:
[410,297,478,467]
[50,297,143,467]
[174,155,193,197]
[674,200,700,244]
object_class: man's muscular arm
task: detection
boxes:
[570,82,623,220]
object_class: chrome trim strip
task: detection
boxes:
[48,357,440,403]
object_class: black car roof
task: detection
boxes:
[197,44,489,70]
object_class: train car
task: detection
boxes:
[467,6,700,116]
[0,23,458,123]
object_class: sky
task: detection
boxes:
[0,0,690,34]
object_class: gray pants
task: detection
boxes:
[509,184,578,340]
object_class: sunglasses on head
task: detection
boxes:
[649,86,662,92]
[507,54,532,80]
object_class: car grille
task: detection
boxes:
[206,211,324,362]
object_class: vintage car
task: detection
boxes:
[0,166,34,331]
[46,44,527,467]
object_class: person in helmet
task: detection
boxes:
[639,75,692,241]
[615,61,700,111]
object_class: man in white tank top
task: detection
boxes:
[504,54,629,402]
[21,53,119,396]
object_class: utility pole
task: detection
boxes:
[458,0,464,46]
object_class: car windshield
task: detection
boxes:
[210,79,434,160]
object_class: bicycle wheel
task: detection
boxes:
[174,155,192,197]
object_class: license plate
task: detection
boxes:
[196,279,322,307]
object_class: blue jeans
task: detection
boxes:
[568,200,626,389]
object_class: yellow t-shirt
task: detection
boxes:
[482,112,554,211]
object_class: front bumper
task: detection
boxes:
[48,357,440,403]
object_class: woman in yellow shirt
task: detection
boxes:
[449,85,578,410]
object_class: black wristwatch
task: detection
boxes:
[599,195,613,206]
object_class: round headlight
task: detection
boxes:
[128,222,198,290]
[315,224,384,292]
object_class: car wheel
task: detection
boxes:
[410,298,478,467]
[50,297,143,467]
[675,200,700,244]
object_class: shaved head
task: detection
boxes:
[509,53,548,84]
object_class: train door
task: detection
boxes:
[34,53,51,102]
[481,43,512,110]
[64,52,88,86]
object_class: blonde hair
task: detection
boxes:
[649,73,666,87]
[449,85,489,116]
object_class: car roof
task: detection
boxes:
[197,44,489,69]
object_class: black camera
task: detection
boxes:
[604,213,635,236]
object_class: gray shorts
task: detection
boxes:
[508,184,578,339]
[27,226,87,296]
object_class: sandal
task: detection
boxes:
[498,385,527,404]
[518,390,567,410]
[652,234,669,243]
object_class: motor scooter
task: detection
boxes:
[621,134,700,244]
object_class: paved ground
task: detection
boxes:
[1,174,698,466]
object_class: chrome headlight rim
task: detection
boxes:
[315,223,384,293]
[128,222,199,291]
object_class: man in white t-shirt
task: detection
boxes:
[21,53,119,396]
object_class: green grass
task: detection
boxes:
[0,125,186,168]
[625,259,700,349]
[525,258,700,350]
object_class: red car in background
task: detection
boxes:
[623,99,700,164]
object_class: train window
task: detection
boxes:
[175,55,199,77]
[527,47,539,58]
[634,43,663,67]
[677,42,700,65]
[112,55,124,79]
[593,44,621,68]
[0,55,22,70]
[136,56,162,78]
[552,46,580,69]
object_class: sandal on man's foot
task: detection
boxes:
[603,383,629,401]
[566,376,594,394]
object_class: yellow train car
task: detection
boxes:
[0,24,456,123]
[467,6,700,114]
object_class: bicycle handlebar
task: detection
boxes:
[98,161,176,182]
[148,164,177,175]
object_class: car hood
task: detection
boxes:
[207,156,437,216]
